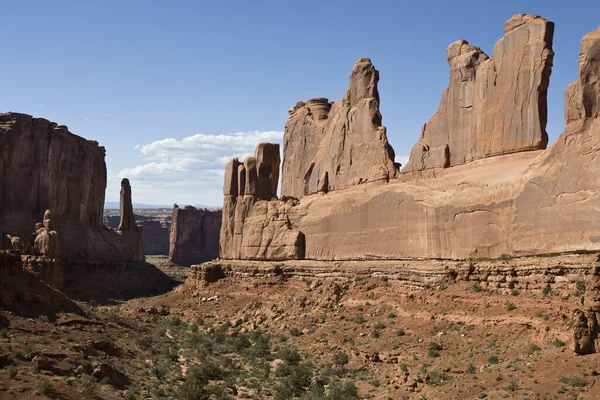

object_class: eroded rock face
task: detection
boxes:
[139,220,170,255]
[0,113,143,262]
[169,205,222,266]
[281,58,397,199]
[33,209,60,257]
[219,21,600,262]
[118,179,136,232]
[404,14,554,172]
[220,143,305,260]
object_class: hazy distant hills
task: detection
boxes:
[104,202,218,210]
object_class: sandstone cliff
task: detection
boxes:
[281,58,397,199]
[404,14,554,172]
[220,144,305,260]
[0,113,144,262]
[169,205,222,266]
[218,18,600,262]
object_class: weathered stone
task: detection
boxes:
[281,58,396,199]
[220,143,305,260]
[224,158,240,196]
[219,21,600,262]
[255,143,280,199]
[243,157,258,196]
[34,210,60,257]
[0,113,144,262]
[404,14,554,172]
[169,205,221,266]
[118,178,135,232]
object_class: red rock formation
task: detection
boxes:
[118,179,136,232]
[404,14,554,172]
[0,113,143,262]
[218,17,600,262]
[169,205,222,266]
[281,58,397,199]
[220,143,305,260]
[139,220,170,255]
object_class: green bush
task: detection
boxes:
[177,368,210,400]
[488,356,500,364]
[505,302,516,311]
[332,351,349,370]
[559,376,588,387]
[395,328,406,337]
[466,362,476,374]
[38,380,53,395]
[553,338,566,347]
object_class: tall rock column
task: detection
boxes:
[116,178,144,261]
[118,178,136,232]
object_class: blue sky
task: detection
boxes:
[1,1,598,206]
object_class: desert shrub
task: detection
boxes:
[470,283,483,292]
[387,312,397,319]
[326,378,358,399]
[380,276,389,282]
[332,351,349,371]
[505,302,516,311]
[510,289,520,296]
[373,322,386,330]
[5,366,17,379]
[542,285,552,296]
[396,328,406,337]
[466,362,476,374]
[38,379,53,395]
[553,338,566,347]
[488,356,500,364]
[498,254,513,261]
[277,346,301,366]
[177,367,210,400]
[289,327,301,337]
[559,376,588,387]
[426,368,450,386]
[528,343,541,354]
[0,329,8,338]
[575,281,586,296]
[504,379,519,391]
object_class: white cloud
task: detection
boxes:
[116,131,284,206]
[396,155,410,167]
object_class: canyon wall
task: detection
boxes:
[0,113,143,262]
[169,205,222,266]
[219,16,600,261]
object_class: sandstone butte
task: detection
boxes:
[219,15,600,262]
[0,113,144,272]
[169,204,222,266]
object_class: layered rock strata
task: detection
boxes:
[169,205,222,266]
[0,113,143,261]
[281,58,397,199]
[219,19,600,261]
[404,14,554,172]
